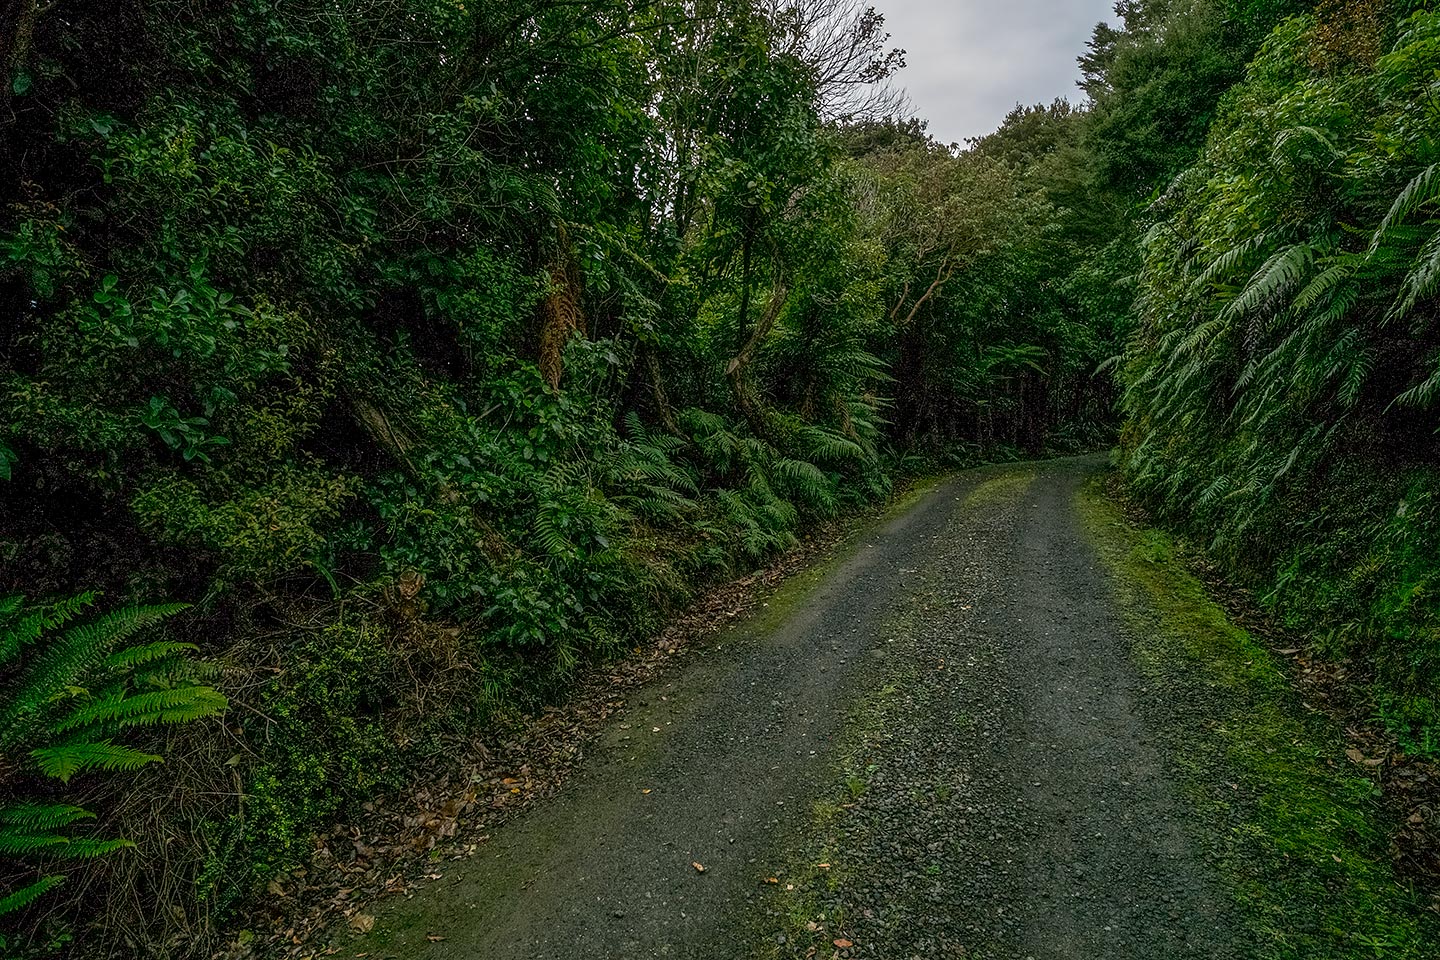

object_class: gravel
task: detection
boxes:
[339,457,1245,960]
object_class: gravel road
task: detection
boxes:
[341,456,1246,959]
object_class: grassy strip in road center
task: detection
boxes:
[1077,479,1439,959]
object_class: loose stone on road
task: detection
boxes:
[341,457,1245,959]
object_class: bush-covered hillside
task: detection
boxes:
[6,0,1440,953]
[0,1,1113,952]
[1116,0,1440,751]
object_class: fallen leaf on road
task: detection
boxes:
[692,862,706,873]
[642,789,652,795]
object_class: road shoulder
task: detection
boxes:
[1077,476,1440,959]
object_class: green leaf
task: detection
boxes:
[30,741,163,782]
[0,876,65,918]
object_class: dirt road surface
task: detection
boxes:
[339,458,1256,959]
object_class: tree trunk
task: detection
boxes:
[726,275,791,440]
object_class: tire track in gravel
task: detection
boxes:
[338,465,1004,959]
[338,457,1242,960]
[757,456,1241,960]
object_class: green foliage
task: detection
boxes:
[0,0,1115,951]
[1119,5,1440,750]
[0,595,225,947]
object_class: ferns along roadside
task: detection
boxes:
[0,596,225,950]
[5,0,1440,955]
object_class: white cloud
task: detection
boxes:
[875,0,1120,145]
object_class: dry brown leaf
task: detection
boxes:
[833,938,854,948]
[348,914,375,934]
[692,861,706,873]
[1345,748,1365,763]
[764,877,779,884]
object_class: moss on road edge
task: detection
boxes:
[1077,478,1439,958]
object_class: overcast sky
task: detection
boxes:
[876,0,1120,146]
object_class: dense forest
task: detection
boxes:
[1,0,1438,954]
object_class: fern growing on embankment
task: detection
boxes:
[1120,6,1440,752]
[0,595,226,951]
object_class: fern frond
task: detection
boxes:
[1387,228,1440,325]
[1193,233,1268,290]
[797,425,866,464]
[0,832,70,856]
[0,876,66,917]
[103,641,198,673]
[0,593,98,667]
[50,837,134,860]
[772,458,837,515]
[1222,243,1314,321]
[54,686,227,735]
[0,603,188,745]
[30,741,163,783]
[1290,260,1354,315]
[0,803,94,832]
[1391,356,1440,410]
[1370,164,1440,252]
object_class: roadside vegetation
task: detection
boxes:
[1,0,1438,954]
[1080,483,1440,958]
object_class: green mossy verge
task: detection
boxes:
[1077,478,1440,959]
